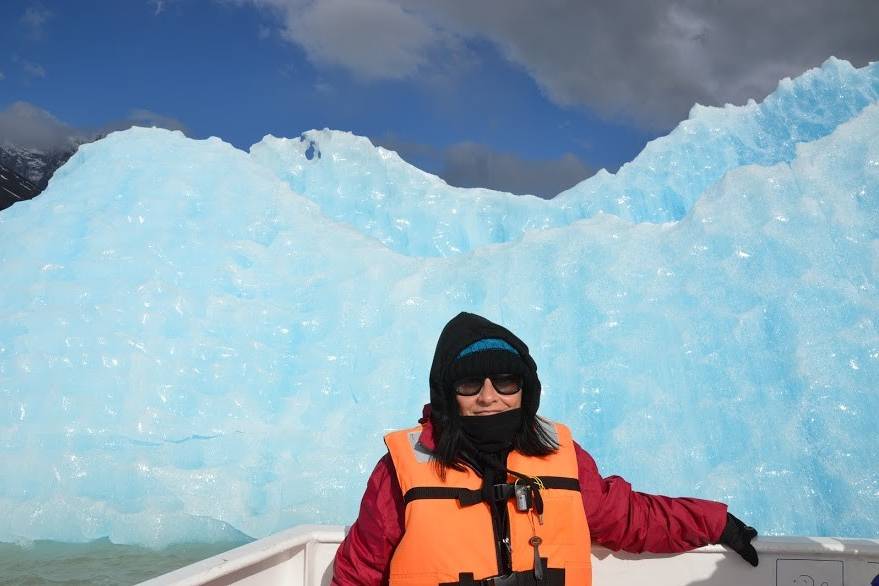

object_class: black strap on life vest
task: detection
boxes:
[403,476,580,506]
[403,486,484,506]
[440,563,565,585]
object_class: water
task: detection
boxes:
[0,539,246,585]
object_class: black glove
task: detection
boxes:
[718,512,759,567]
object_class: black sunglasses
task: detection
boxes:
[453,374,523,396]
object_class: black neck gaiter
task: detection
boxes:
[460,408,523,454]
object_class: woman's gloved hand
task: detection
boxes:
[718,512,759,566]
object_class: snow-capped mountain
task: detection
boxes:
[0,101,96,209]
[0,161,39,210]
[0,139,81,195]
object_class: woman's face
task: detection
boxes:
[455,377,522,416]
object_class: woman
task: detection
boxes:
[333,312,757,585]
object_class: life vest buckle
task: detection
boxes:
[491,483,516,502]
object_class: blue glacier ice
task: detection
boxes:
[0,58,877,547]
[251,57,879,256]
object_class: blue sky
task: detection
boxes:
[2,0,877,197]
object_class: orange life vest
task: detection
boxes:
[384,421,591,585]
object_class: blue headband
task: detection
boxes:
[455,338,519,360]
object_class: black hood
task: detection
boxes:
[428,312,542,421]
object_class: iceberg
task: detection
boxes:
[0,58,877,547]
[251,57,879,256]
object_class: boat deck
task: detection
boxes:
[139,525,879,586]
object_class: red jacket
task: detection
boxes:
[332,407,727,585]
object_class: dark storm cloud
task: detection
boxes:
[249,0,879,128]
[0,101,81,151]
[427,0,879,127]
[100,109,189,134]
[373,133,439,165]
[0,102,188,152]
[440,142,594,199]
[376,135,594,199]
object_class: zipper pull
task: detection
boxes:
[529,536,544,581]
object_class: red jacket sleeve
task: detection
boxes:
[331,453,404,586]
[574,441,728,553]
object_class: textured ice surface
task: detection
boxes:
[251,58,879,256]
[0,59,877,547]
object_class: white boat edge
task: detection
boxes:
[138,525,879,586]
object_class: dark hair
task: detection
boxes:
[430,405,559,479]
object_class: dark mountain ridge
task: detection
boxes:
[0,139,88,211]
[0,161,39,211]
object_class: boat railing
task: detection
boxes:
[139,525,879,586]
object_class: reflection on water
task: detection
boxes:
[0,538,250,585]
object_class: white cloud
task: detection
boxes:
[0,71,5,81]
[242,0,460,80]
[21,4,52,39]
[296,0,440,78]
[22,61,46,78]
[13,55,47,79]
